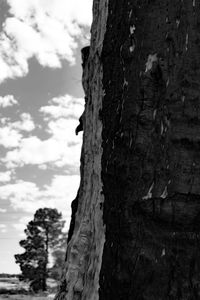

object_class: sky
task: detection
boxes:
[0,0,93,273]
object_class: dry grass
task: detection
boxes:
[0,277,56,300]
[0,296,46,300]
[0,293,55,299]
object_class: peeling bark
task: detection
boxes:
[56,0,200,299]
[55,1,108,299]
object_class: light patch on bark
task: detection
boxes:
[176,19,180,27]
[161,121,164,135]
[153,109,157,120]
[185,33,189,51]
[123,79,128,87]
[161,248,166,256]
[55,0,109,299]
[130,25,136,35]
[142,182,154,200]
[145,54,158,72]
[160,186,168,199]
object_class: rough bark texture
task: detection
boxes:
[56,0,200,299]
[55,1,108,299]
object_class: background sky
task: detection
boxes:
[0,0,92,273]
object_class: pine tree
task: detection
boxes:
[15,208,65,292]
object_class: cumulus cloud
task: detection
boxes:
[0,95,18,107]
[0,126,22,148]
[0,0,92,82]
[0,208,7,213]
[0,112,35,148]
[0,171,12,182]
[5,136,68,167]
[3,94,84,169]
[40,95,83,120]
[0,175,80,230]
[12,113,35,132]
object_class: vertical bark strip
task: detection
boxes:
[55,0,109,299]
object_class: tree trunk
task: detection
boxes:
[55,0,200,299]
[42,228,49,292]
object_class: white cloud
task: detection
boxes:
[7,0,93,26]
[0,224,7,233]
[38,164,48,170]
[0,112,35,148]
[0,171,12,182]
[0,208,7,213]
[0,95,18,107]
[0,181,38,204]
[0,126,22,148]
[4,130,82,168]
[12,113,35,132]
[5,136,67,167]
[0,0,92,82]
[3,94,83,169]
[0,175,80,230]
[13,216,32,236]
[40,95,83,120]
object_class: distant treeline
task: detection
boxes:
[0,273,19,278]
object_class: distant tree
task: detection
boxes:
[15,208,65,293]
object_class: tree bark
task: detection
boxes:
[56,0,200,299]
